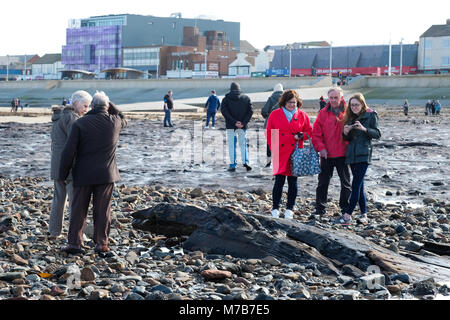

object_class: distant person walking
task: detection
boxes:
[403,99,409,116]
[10,98,16,112]
[312,87,351,216]
[204,90,220,129]
[261,83,284,167]
[435,100,441,115]
[431,99,436,115]
[339,93,381,225]
[266,90,313,219]
[62,98,67,107]
[221,82,253,172]
[59,91,127,254]
[319,96,327,110]
[163,90,174,127]
[425,100,432,116]
[49,90,92,240]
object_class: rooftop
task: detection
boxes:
[421,19,450,37]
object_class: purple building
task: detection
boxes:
[62,26,122,72]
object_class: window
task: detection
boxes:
[424,57,432,67]
[443,39,450,49]
[442,57,450,66]
[424,39,433,49]
[172,22,176,29]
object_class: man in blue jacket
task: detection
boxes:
[204,90,220,129]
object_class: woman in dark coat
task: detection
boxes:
[338,93,381,225]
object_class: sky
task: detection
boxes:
[1,0,449,56]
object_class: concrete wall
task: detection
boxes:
[0,77,323,92]
[347,74,450,89]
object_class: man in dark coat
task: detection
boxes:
[49,90,92,240]
[220,82,253,172]
[59,91,127,254]
[163,90,174,127]
[204,90,221,129]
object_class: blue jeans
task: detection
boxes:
[272,175,298,210]
[345,163,369,215]
[164,109,172,126]
[226,129,249,168]
[206,110,216,127]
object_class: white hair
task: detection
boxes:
[92,91,110,108]
[328,86,343,97]
[71,90,92,106]
[274,83,283,92]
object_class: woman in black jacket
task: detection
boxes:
[337,93,381,225]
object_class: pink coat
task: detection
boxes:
[267,108,313,176]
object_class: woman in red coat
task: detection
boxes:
[266,90,313,219]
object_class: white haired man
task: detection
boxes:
[48,90,92,240]
[311,87,351,216]
[59,91,127,254]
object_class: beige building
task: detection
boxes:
[418,19,450,72]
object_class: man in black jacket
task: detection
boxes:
[220,82,253,172]
[59,91,127,254]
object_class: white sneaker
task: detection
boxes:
[284,209,294,219]
[212,126,215,129]
[205,126,209,129]
[271,209,279,218]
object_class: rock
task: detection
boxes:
[423,198,438,205]
[126,292,145,300]
[412,278,437,296]
[25,274,41,283]
[254,293,275,300]
[388,243,399,253]
[395,224,407,234]
[342,265,365,278]
[89,289,109,300]
[289,288,311,299]
[216,285,232,294]
[391,273,411,284]
[201,269,232,281]
[50,286,65,296]
[150,284,173,294]
[12,286,26,297]
[40,294,56,300]
[125,251,140,265]
[190,188,204,198]
[80,267,96,282]
[387,285,402,294]
[11,254,28,266]
[0,272,26,282]
[405,241,424,252]
[262,256,281,266]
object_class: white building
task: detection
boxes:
[418,19,450,72]
[228,51,270,77]
[32,54,63,79]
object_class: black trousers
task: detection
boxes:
[68,183,114,248]
[315,157,351,214]
[272,175,298,210]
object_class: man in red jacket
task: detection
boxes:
[312,87,351,215]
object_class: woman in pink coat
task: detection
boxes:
[266,90,313,219]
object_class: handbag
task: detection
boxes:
[290,133,321,177]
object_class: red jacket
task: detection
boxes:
[311,101,348,158]
[267,108,313,176]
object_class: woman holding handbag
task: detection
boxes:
[338,93,381,225]
[266,90,313,219]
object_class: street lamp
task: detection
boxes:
[285,44,293,77]
[329,41,333,77]
[204,49,208,78]
[399,38,404,76]
[6,55,9,82]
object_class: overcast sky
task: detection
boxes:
[1,0,449,56]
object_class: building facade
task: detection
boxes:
[268,44,418,77]
[418,19,450,73]
[32,54,63,80]
[62,14,240,76]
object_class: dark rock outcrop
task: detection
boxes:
[132,204,450,281]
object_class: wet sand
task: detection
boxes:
[0,105,448,208]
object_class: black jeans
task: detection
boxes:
[315,157,351,214]
[272,175,298,210]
